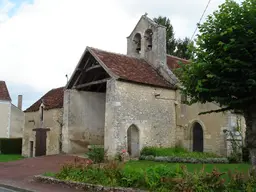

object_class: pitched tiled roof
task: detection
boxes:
[0,81,11,101]
[25,87,64,112]
[166,55,189,70]
[89,48,174,89]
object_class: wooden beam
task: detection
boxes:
[85,64,101,72]
[78,56,99,85]
[75,64,101,72]
[74,78,111,89]
[73,55,93,87]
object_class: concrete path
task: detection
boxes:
[0,155,84,192]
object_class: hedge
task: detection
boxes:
[139,155,229,164]
[0,138,22,154]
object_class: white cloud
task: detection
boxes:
[0,0,15,22]
[0,0,233,94]
[0,0,136,92]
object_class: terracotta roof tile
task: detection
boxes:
[0,81,11,101]
[90,48,174,89]
[166,55,189,70]
[25,87,64,112]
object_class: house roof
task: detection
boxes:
[0,81,11,101]
[88,47,174,89]
[166,55,190,70]
[25,87,64,112]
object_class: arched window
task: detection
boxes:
[127,124,140,157]
[133,33,142,53]
[192,122,204,152]
[144,29,153,51]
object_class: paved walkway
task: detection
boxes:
[0,155,84,192]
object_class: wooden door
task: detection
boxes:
[193,123,204,152]
[127,125,140,157]
[33,128,50,157]
[30,141,34,157]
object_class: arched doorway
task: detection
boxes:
[127,125,140,157]
[192,122,204,152]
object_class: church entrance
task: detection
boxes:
[192,122,204,152]
[127,125,140,157]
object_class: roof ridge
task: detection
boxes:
[88,47,144,60]
[167,54,189,62]
[51,86,64,90]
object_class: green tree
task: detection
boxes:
[153,16,194,59]
[153,16,176,55]
[176,0,256,166]
[175,37,195,60]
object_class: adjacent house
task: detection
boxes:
[0,81,24,139]
[22,87,64,157]
[22,15,245,158]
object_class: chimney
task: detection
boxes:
[18,95,22,110]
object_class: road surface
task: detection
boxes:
[0,187,16,192]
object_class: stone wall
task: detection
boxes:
[104,80,176,157]
[10,104,24,138]
[22,108,62,157]
[0,101,10,138]
[175,91,246,156]
[62,90,106,154]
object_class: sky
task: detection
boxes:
[0,0,234,110]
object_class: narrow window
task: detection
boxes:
[133,33,142,53]
[144,29,153,51]
[40,106,44,122]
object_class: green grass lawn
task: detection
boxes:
[126,160,251,181]
[0,154,24,162]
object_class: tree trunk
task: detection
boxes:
[244,108,256,168]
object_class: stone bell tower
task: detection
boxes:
[127,14,178,85]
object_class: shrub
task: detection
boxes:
[228,152,242,163]
[140,146,220,159]
[139,155,229,164]
[118,166,144,188]
[51,159,256,192]
[86,145,105,163]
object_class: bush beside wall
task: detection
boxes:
[139,155,229,164]
[140,146,220,158]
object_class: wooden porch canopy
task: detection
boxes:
[66,47,175,93]
[66,48,115,92]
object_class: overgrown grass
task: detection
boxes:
[0,154,24,162]
[141,146,220,158]
[45,159,254,192]
[126,160,250,181]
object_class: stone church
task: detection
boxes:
[61,14,246,158]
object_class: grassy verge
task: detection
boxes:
[0,154,24,162]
